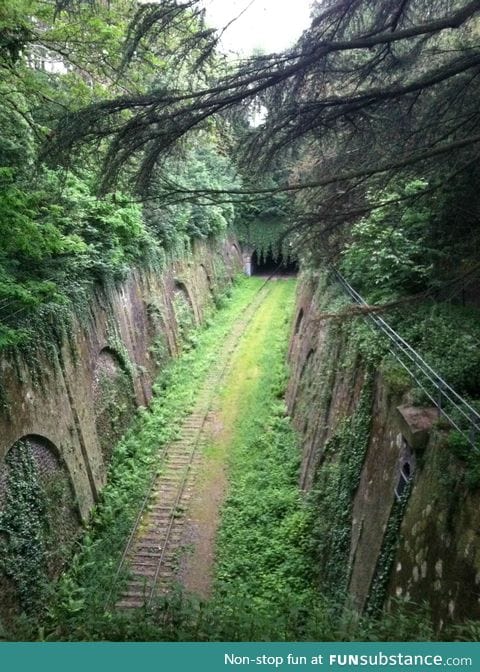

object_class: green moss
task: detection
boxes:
[380,357,412,396]
[446,431,480,492]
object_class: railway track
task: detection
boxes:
[112,280,273,609]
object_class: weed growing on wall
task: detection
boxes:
[105,318,135,381]
[149,332,169,367]
[172,289,195,343]
[95,369,136,465]
[212,284,233,310]
[445,431,480,491]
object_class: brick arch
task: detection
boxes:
[199,263,213,293]
[173,278,199,329]
[300,347,316,381]
[99,344,127,368]
[92,347,136,466]
[294,308,304,335]
[0,433,72,508]
[0,434,80,622]
[174,278,194,304]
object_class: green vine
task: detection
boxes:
[235,218,294,262]
[365,481,412,617]
[307,375,373,602]
[172,290,195,344]
[96,370,136,464]
[0,442,48,614]
[105,317,135,381]
[149,332,169,367]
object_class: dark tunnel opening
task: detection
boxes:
[251,248,298,276]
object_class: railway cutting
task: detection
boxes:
[113,281,274,609]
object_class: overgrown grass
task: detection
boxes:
[204,279,315,639]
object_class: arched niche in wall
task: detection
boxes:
[92,346,136,466]
[291,347,316,416]
[199,263,214,296]
[0,434,80,621]
[173,279,197,336]
[294,308,304,335]
[145,297,175,366]
[299,348,316,384]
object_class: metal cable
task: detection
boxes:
[332,268,480,451]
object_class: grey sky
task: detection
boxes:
[203,0,312,55]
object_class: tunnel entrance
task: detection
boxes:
[251,248,298,276]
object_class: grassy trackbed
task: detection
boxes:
[181,279,307,612]
[13,276,443,642]
[205,278,317,639]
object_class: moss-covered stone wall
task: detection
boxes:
[288,271,480,629]
[0,237,241,524]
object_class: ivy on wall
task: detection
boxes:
[95,369,136,465]
[149,332,169,367]
[172,291,194,342]
[307,378,373,602]
[0,442,48,614]
[105,317,135,382]
[365,481,413,618]
[0,439,79,618]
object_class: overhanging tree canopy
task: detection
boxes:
[44,0,480,266]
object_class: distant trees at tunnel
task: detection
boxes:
[250,249,298,276]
